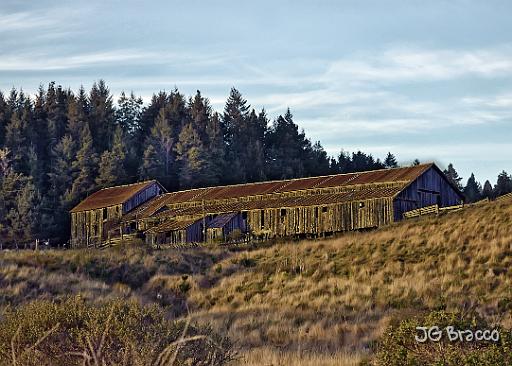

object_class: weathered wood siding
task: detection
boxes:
[71,182,163,247]
[122,182,162,213]
[206,213,247,243]
[148,220,204,245]
[70,204,123,247]
[246,197,394,238]
[393,166,463,221]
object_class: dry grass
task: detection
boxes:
[240,347,363,366]
[1,198,511,364]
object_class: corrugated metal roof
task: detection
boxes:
[126,164,433,219]
[207,212,239,228]
[70,180,159,213]
[153,185,404,219]
[146,218,199,233]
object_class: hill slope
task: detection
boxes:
[1,198,511,365]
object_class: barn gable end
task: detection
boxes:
[70,180,166,247]
[393,165,464,221]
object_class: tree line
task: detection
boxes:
[0,80,510,246]
[443,163,512,203]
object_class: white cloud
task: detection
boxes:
[0,11,54,31]
[324,46,512,83]
[0,49,234,72]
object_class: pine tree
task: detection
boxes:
[204,112,226,185]
[384,152,398,168]
[412,159,421,166]
[116,91,142,135]
[66,91,89,142]
[0,148,10,176]
[137,91,168,152]
[89,80,115,152]
[6,178,40,248]
[222,88,252,182]
[337,150,352,173]
[482,180,493,200]
[167,89,188,134]
[31,86,50,193]
[462,173,482,203]
[443,163,463,190]
[328,158,340,174]
[45,82,68,144]
[304,141,330,177]
[494,171,512,197]
[175,123,209,188]
[222,87,250,143]
[139,145,160,180]
[139,107,175,187]
[48,135,76,204]
[70,124,98,203]
[4,112,28,173]
[243,109,267,182]
[7,88,19,116]
[0,149,40,248]
[96,126,126,188]
[188,90,211,141]
[265,109,306,179]
[0,91,8,147]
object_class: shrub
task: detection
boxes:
[375,310,512,365]
[0,296,235,366]
[227,229,243,242]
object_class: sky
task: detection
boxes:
[0,0,511,184]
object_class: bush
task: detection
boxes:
[375,310,512,365]
[0,296,235,366]
[227,229,243,242]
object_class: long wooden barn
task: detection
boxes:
[70,163,464,247]
[70,180,166,247]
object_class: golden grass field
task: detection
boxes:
[1,197,511,365]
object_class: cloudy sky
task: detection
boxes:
[1,0,511,183]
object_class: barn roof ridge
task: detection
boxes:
[160,162,435,195]
[98,179,158,191]
[391,163,464,200]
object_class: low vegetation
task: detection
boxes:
[1,197,511,365]
[376,310,512,365]
[0,297,234,366]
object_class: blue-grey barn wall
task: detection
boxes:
[393,167,464,221]
[122,182,163,214]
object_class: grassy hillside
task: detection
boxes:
[1,197,511,365]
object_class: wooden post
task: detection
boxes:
[202,200,206,243]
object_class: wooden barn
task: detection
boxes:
[71,163,464,246]
[145,219,204,246]
[207,212,247,243]
[69,180,166,247]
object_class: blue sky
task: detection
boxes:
[1,0,511,184]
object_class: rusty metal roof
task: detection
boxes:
[146,218,199,233]
[125,164,433,219]
[153,185,404,219]
[70,180,160,213]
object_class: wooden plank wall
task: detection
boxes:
[393,167,463,221]
[123,182,162,213]
[246,197,394,238]
[71,182,163,247]
[147,220,204,245]
[70,204,123,247]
